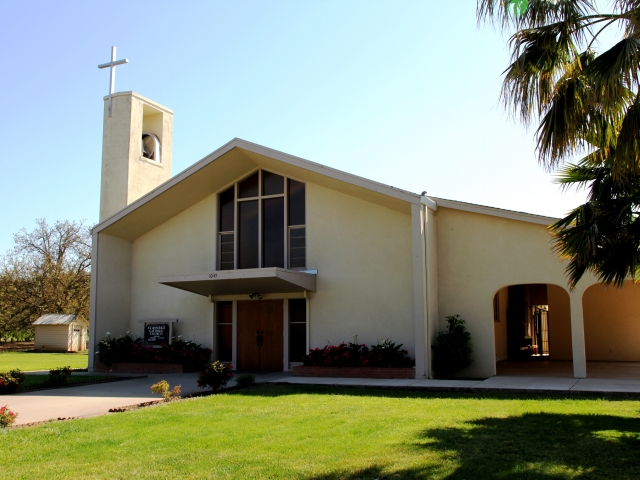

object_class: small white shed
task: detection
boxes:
[33,314,89,352]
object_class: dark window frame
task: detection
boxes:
[217,169,306,270]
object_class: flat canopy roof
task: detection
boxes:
[158,268,316,297]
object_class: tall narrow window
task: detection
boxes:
[288,179,306,269]
[238,201,259,269]
[288,179,305,226]
[289,298,307,363]
[219,187,235,270]
[217,301,233,362]
[263,197,284,267]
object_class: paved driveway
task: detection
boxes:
[7,373,201,425]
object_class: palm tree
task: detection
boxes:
[478,0,640,288]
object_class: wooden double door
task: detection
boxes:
[237,300,283,371]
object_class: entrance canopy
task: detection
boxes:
[158,267,316,297]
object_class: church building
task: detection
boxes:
[89,91,640,379]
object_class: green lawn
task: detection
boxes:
[0,351,88,372]
[3,385,640,479]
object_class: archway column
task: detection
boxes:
[569,290,587,378]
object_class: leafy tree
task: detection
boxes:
[0,219,91,338]
[478,0,640,287]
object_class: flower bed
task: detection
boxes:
[302,340,414,368]
[295,339,415,379]
[96,332,211,372]
[292,366,415,379]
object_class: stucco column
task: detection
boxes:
[422,200,439,379]
[411,203,428,378]
[569,291,587,378]
[88,232,99,371]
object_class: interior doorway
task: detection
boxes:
[494,284,573,371]
[505,284,549,359]
[237,300,283,371]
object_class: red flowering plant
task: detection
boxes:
[302,338,413,368]
[197,361,233,391]
[47,366,73,386]
[0,405,17,429]
[0,370,24,394]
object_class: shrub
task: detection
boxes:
[47,366,72,386]
[150,380,181,402]
[432,315,473,378]
[0,370,24,394]
[197,361,233,391]
[302,339,414,368]
[0,405,17,428]
[96,331,211,371]
[235,373,255,389]
[368,340,414,368]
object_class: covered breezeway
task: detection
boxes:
[493,281,640,380]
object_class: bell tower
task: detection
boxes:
[99,92,173,222]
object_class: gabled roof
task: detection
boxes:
[33,314,88,326]
[93,137,562,241]
[94,138,421,241]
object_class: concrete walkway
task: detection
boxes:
[5,372,640,426]
[268,374,640,396]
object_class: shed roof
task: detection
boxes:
[33,314,88,326]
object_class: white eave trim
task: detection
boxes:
[92,138,421,235]
[431,197,559,226]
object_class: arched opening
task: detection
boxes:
[494,284,573,377]
[583,281,640,379]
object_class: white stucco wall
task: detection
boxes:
[93,234,132,353]
[305,183,415,357]
[583,281,640,361]
[434,207,588,378]
[129,195,217,350]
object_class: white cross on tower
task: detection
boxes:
[98,46,129,117]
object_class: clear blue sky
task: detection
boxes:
[0,1,586,254]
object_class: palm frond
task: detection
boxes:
[478,0,595,30]
[585,36,640,96]
[613,98,640,179]
[535,73,591,168]
[502,22,582,122]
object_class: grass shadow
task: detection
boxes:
[305,465,437,480]
[414,412,640,479]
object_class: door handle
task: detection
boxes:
[256,330,264,347]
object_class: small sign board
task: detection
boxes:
[144,323,170,346]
